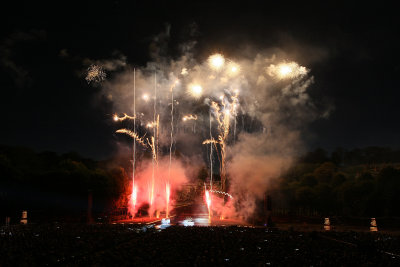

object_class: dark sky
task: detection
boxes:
[1,1,399,159]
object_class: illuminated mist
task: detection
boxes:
[87,37,328,220]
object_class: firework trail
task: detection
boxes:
[205,184,212,220]
[182,114,198,121]
[131,185,137,214]
[209,110,213,190]
[166,182,170,218]
[149,71,158,209]
[204,91,240,192]
[85,64,106,83]
[267,62,307,80]
[132,68,137,216]
[209,189,234,199]
[211,100,229,192]
[167,80,178,217]
[113,113,136,122]
[231,91,239,144]
[115,129,147,147]
[146,136,157,205]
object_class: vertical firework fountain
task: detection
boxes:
[167,80,178,218]
[131,68,137,216]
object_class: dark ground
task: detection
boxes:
[1,223,400,266]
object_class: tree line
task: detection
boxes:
[1,145,400,218]
[277,147,400,217]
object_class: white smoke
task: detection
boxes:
[87,31,331,220]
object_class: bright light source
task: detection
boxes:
[208,53,225,70]
[188,84,203,98]
[279,65,293,77]
[228,62,240,75]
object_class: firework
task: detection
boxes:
[85,64,106,83]
[131,68,137,217]
[181,68,188,75]
[267,61,308,79]
[113,113,135,122]
[142,93,150,101]
[166,182,170,218]
[188,84,203,98]
[205,187,212,220]
[227,62,240,76]
[182,114,198,121]
[147,136,156,205]
[108,51,312,222]
[203,92,239,193]
[209,189,234,199]
[168,80,178,218]
[115,129,147,147]
[130,185,138,214]
[208,53,225,70]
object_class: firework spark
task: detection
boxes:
[85,64,106,83]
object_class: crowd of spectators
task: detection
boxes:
[1,223,399,266]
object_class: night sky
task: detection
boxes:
[1,1,399,159]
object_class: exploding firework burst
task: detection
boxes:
[208,53,225,70]
[188,84,203,98]
[85,64,106,83]
[267,61,308,79]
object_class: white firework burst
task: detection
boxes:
[85,64,106,83]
